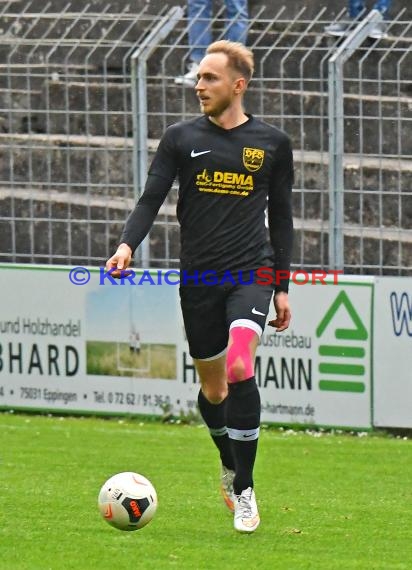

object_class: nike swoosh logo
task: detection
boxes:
[191,149,211,158]
[243,433,254,438]
[251,307,265,316]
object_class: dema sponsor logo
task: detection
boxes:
[390,291,412,336]
[195,169,254,196]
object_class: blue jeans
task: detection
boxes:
[349,0,391,18]
[187,0,248,63]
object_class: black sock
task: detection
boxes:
[226,377,261,495]
[197,389,235,471]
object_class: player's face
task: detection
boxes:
[195,53,243,117]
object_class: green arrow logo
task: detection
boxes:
[316,291,367,393]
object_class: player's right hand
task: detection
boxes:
[105,243,133,278]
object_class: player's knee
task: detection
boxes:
[226,346,254,382]
[226,325,256,382]
[201,385,227,404]
[227,357,251,382]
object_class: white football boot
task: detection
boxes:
[220,464,235,512]
[234,487,260,533]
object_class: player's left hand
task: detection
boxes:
[268,291,291,332]
[105,243,133,278]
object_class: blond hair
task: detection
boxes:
[206,40,254,83]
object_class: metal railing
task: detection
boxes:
[130,5,184,268]
[327,8,384,270]
[0,3,411,275]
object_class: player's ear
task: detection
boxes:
[234,76,246,94]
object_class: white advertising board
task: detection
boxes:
[179,276,374,428]
[373,277,412,428]
[0,266,373,428]
[0,265,186,416]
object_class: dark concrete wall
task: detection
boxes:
[2,0,410,270]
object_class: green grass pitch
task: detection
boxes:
[0,412,410,570]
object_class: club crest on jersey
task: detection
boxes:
[243,147,265,172]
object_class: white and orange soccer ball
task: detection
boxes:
[98,471,158,531]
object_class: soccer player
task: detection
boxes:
[106,40,294,533]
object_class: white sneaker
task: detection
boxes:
[174,62,199,87]
[368,23,388,40]
[324,22,349,37]
[220,464,235,512]
[234,487,260,533]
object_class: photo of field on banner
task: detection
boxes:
[115,288,151,375]
[85,282,177,379]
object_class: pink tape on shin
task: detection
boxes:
[226,326,257,383]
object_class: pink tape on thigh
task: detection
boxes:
[226,326,257,383]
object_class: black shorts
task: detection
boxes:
[179,283,273,360]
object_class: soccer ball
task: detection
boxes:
[98,471,158,531]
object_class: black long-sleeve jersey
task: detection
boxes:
[121,114,294,292]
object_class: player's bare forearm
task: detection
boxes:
[268,291,291,332]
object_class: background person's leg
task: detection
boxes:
[187,0,213,64]
[224,0,248,45]
[349,0,365,19]
[175,0,213,86]
[373,0,391,14]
